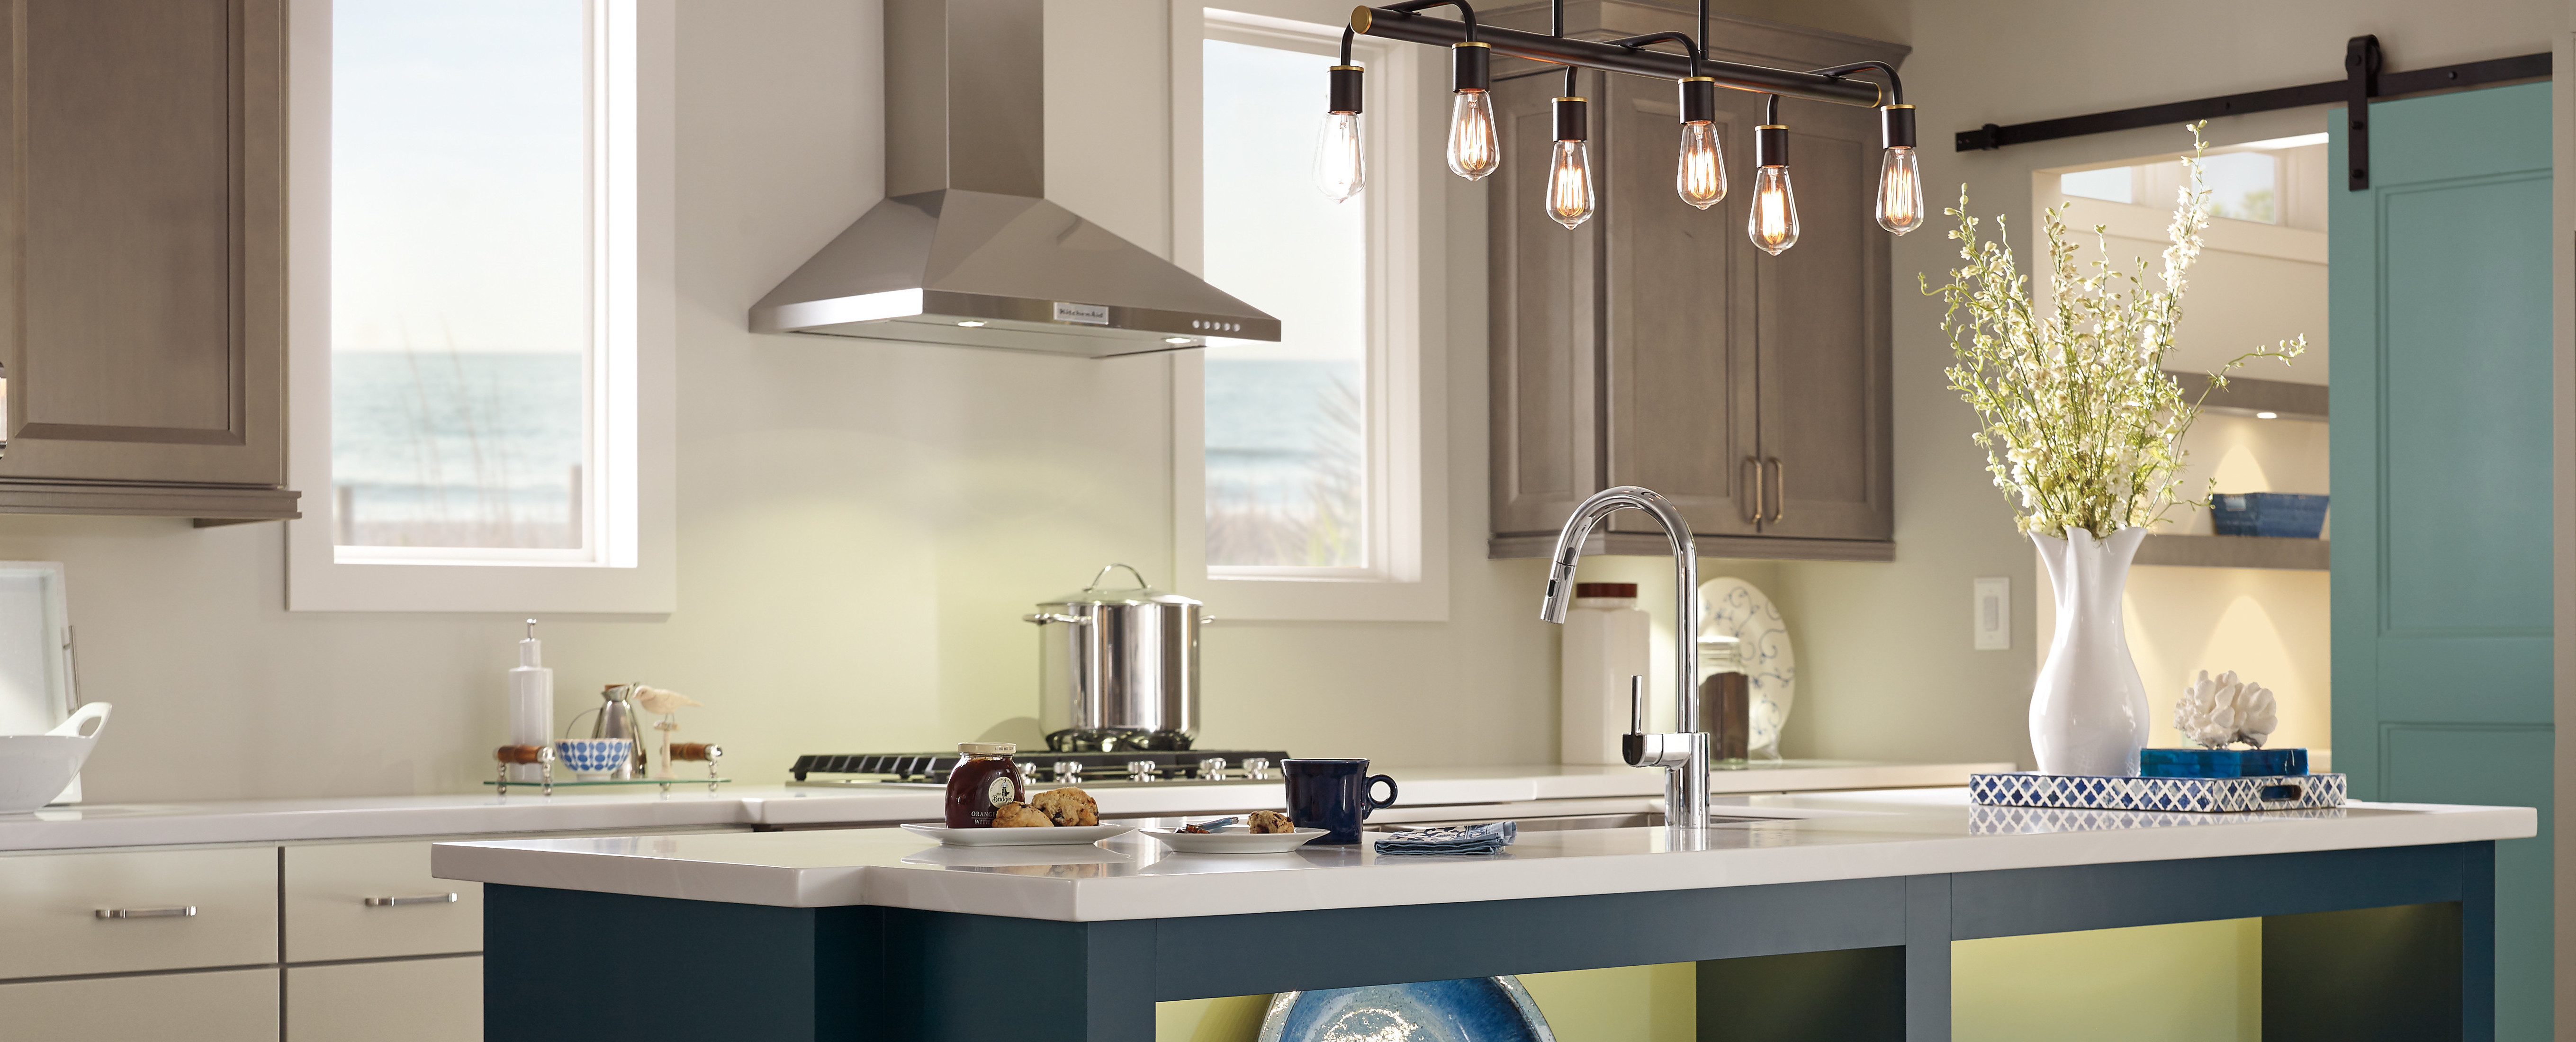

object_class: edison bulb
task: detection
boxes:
[1747,166,1799,254]
[1447,90,1500,180]
[1675,121,1726,209]
[1543,141,1594,229]
[1875,146,1922,234]
[1314,112,1365,203]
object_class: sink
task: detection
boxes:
[1366,812,1781,833]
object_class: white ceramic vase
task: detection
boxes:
[2029,527,2151,776]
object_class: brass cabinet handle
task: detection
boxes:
[1743,456,1764,522]
[365,893,459,908]
[1768,457,1785,522]
[95,906,195,919]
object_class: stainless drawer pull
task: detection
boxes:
[364,893,459,907]
[95,906,196,919]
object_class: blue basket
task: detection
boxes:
[2209,493,2328,538]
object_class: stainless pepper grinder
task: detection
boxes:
[593,683,647,780]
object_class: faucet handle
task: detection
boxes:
[1628,675,1646,735]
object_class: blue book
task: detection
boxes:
[2139,747,2308,778]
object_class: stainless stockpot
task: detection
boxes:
[1024,564,1209,752]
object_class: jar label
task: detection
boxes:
[987,775,1015,808]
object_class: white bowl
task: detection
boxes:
[0,702,109,813]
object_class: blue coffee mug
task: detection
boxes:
[1283,758,1398,844]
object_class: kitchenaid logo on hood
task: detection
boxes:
[1051,301,1111,326]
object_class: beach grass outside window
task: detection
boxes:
[331,0,614,562]
[287,0,672,613]
[1202,18,1379,578]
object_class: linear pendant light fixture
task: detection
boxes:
[1315,0,1920,252]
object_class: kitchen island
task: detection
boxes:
[435,788,2532,1042]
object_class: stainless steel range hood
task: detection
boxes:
[751,0,1279,358]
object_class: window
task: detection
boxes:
[1173,8,1446,621]
[1202,34,1369,572]
[2060,151,2285,224]
[330,1,592,556]
[287,0,674,612]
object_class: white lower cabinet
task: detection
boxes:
[0,966,280,1042]
[0,846,279,978]
[287,956,482,1042]
[286,840,484,961]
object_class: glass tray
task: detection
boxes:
[484,776,730,795]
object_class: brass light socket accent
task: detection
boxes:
[1754,124,1788,167]
[1880,105,1916,150]
[1552,96,1589,142]
[1678,77,1717,124]
[1329,65,1366,114]
[1350,6,1372,33]
[1451,41,1490,93]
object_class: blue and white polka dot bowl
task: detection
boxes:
[555,738,632,779]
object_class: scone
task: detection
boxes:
[1032,787,1099,827]
[991,802,1054,827]
[1247,810,1294,834]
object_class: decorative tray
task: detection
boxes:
[484,777,730,796]
[1968,771,2346,813]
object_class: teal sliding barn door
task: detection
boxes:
[2331,80,2553,1039]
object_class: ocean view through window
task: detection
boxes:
[1202,32,1370,571]
[331,0,595,555]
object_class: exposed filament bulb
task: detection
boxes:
[1876,145,1922,234]
[1748,166,1799,254]
[1545,140,1595,229]
[1314,112,1364,203]
[1448,91,1499,180]
[1675,121,1726,209]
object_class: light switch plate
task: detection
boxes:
[1973,577,2010,650]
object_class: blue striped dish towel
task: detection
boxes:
[1374,821,1517,855]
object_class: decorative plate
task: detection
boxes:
[1257,976,1555,1042]
[897,822,1137,847]
[1140,826,1328,854]
[1698,577,1795,756]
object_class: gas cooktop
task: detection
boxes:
[786,749,1292,788]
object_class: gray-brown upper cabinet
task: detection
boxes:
[0,0,296,523]
[1487,1,1897,561]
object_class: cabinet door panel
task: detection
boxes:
[0,0,284,485]
[1489,72,1604,537]
[0,967,278,1042]
[288,957,483,1042]
[1603,77,1760,538]
[1754,109,1891,540]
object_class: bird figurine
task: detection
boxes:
[2174,670,2278,749]
[632,686,702,778]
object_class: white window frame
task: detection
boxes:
[284,0,676,613]
[1171,4,1449,622]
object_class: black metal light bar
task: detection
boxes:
[1955,39,2549,153]
[1351,6,1882,107]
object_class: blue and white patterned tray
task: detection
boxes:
[1969,771,2347,813]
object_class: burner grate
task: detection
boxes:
[788,749,1291,783]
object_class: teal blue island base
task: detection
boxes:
[482,842,2494,1042]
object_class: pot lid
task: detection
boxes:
[1036,563,1203,609]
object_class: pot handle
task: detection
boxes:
[1024,613,1087,625]
[1085,563,1152,592]
[1201,616,1216,625]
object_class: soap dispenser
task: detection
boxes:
[506,620,552,782]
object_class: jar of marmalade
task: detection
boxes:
[945,742,1025,827]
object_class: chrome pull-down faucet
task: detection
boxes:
[1540,486,1711,830]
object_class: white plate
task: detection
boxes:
[1140,826,1328,854]
[1699,576,1796,756]
[898,822,1137,847]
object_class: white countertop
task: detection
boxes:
[0,760,2007,852]
[429,788,2539,922]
